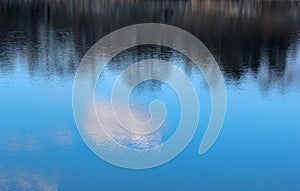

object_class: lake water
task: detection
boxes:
[0,0,300,190]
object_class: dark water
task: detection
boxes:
[0,0,300,190]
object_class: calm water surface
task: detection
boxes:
[0,0,300,190]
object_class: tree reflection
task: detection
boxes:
[0,0,299,91]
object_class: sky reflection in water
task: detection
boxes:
[0,0,300,190]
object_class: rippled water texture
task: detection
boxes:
[0,0,300,190]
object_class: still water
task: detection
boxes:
[1,0,300,190]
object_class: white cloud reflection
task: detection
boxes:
[0,169,58,191]
[84,98,163,150]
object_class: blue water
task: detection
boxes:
[1,1,300,190]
